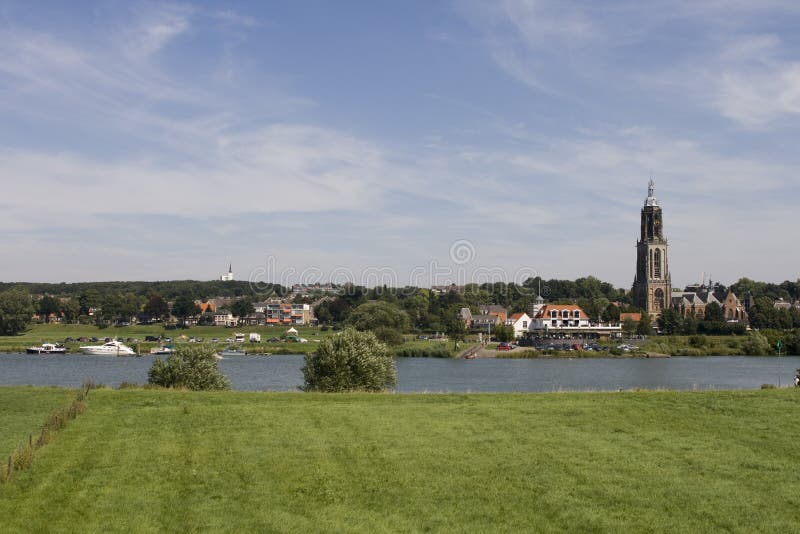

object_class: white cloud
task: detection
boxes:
[120,3,193,60]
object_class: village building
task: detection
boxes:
[471,314,501,331]
[530,304,591,331]
[458,307,473,328]
[671,284,748,322]
[479,305,508,323]
[506,312,531,338]
[213,309,236,327]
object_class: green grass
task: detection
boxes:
[0,324,337,354]
[2,388,800,532]
[0,387,75,455]
[641,335,750,356]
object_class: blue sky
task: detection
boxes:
[1,1,799,288]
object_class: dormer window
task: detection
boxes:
[562,310,569,318]
[573,311,580,318]
[550,310,557,318]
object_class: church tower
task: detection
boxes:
[632,180,671,319]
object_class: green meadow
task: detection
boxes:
[1,387,799,532]
[0,387,75,454]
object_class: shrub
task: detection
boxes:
[394,345,451,358]
[688,334,707,348]
[742,332,772,356]
[373,327,404,346]
[302,328,397,392]
[148,345,231,391]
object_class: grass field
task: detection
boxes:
[1,388,799,532]
[0,387,75,455]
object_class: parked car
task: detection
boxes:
[497,342,511,351]
[144,336,160,342]
[267,337,281,343]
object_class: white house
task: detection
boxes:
[213,309,236,327]
[506,312,531,338]
[531,304,591,331]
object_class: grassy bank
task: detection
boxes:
[1,388,799,531]
[0,324,465,357]
[641,335,752,356]
[0,387,76,454]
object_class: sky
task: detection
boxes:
[1,0,799,288]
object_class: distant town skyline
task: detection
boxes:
[1,1,799,286]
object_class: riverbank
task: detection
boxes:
[0,324,461,357]
[1,387,798,531]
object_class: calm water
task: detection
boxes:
[1,354,799,392]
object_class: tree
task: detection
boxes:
[636,313,652,336]
[622,317,637,337]
[148,344,231,390]
[0,289,35,335]
[601,304,620,324]
[61,299,82,324]
[346,301,411,332]
[37,295,61,323]
[302,328,397,392]
[445,317,467,350]
[171,294,200,327]
[492,323,515,342]
[703,302,725,323]
[143,293,170,322]
[657,309,683,335]
[77,289,101,316]
[231,298,255,323]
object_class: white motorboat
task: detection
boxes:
[79,340,136,356]
[150,345,174,355]
[26,343,66,354]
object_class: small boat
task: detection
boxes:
[150,345,174,355]
[80,340,136,356]
[218,348,246,357]
[26,343,66,354]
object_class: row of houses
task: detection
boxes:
[460,300,622,338]
[187,301,313,327]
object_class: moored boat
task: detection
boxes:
[79,340,136,356]
[150,345,174,355]
[218,348,246,357]
[26,343,66,354]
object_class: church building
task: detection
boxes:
[632,180,671,319]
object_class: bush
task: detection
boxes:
[688,334,707,348]
[394,345,451,358]
[741,332,772,356]
[148,345,231,391]
[373,327,404,346]
[302,328,397,392]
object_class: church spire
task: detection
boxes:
[645,177,659,207]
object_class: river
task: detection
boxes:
[1,354,799,392]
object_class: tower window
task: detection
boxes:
[654,249,662,279]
